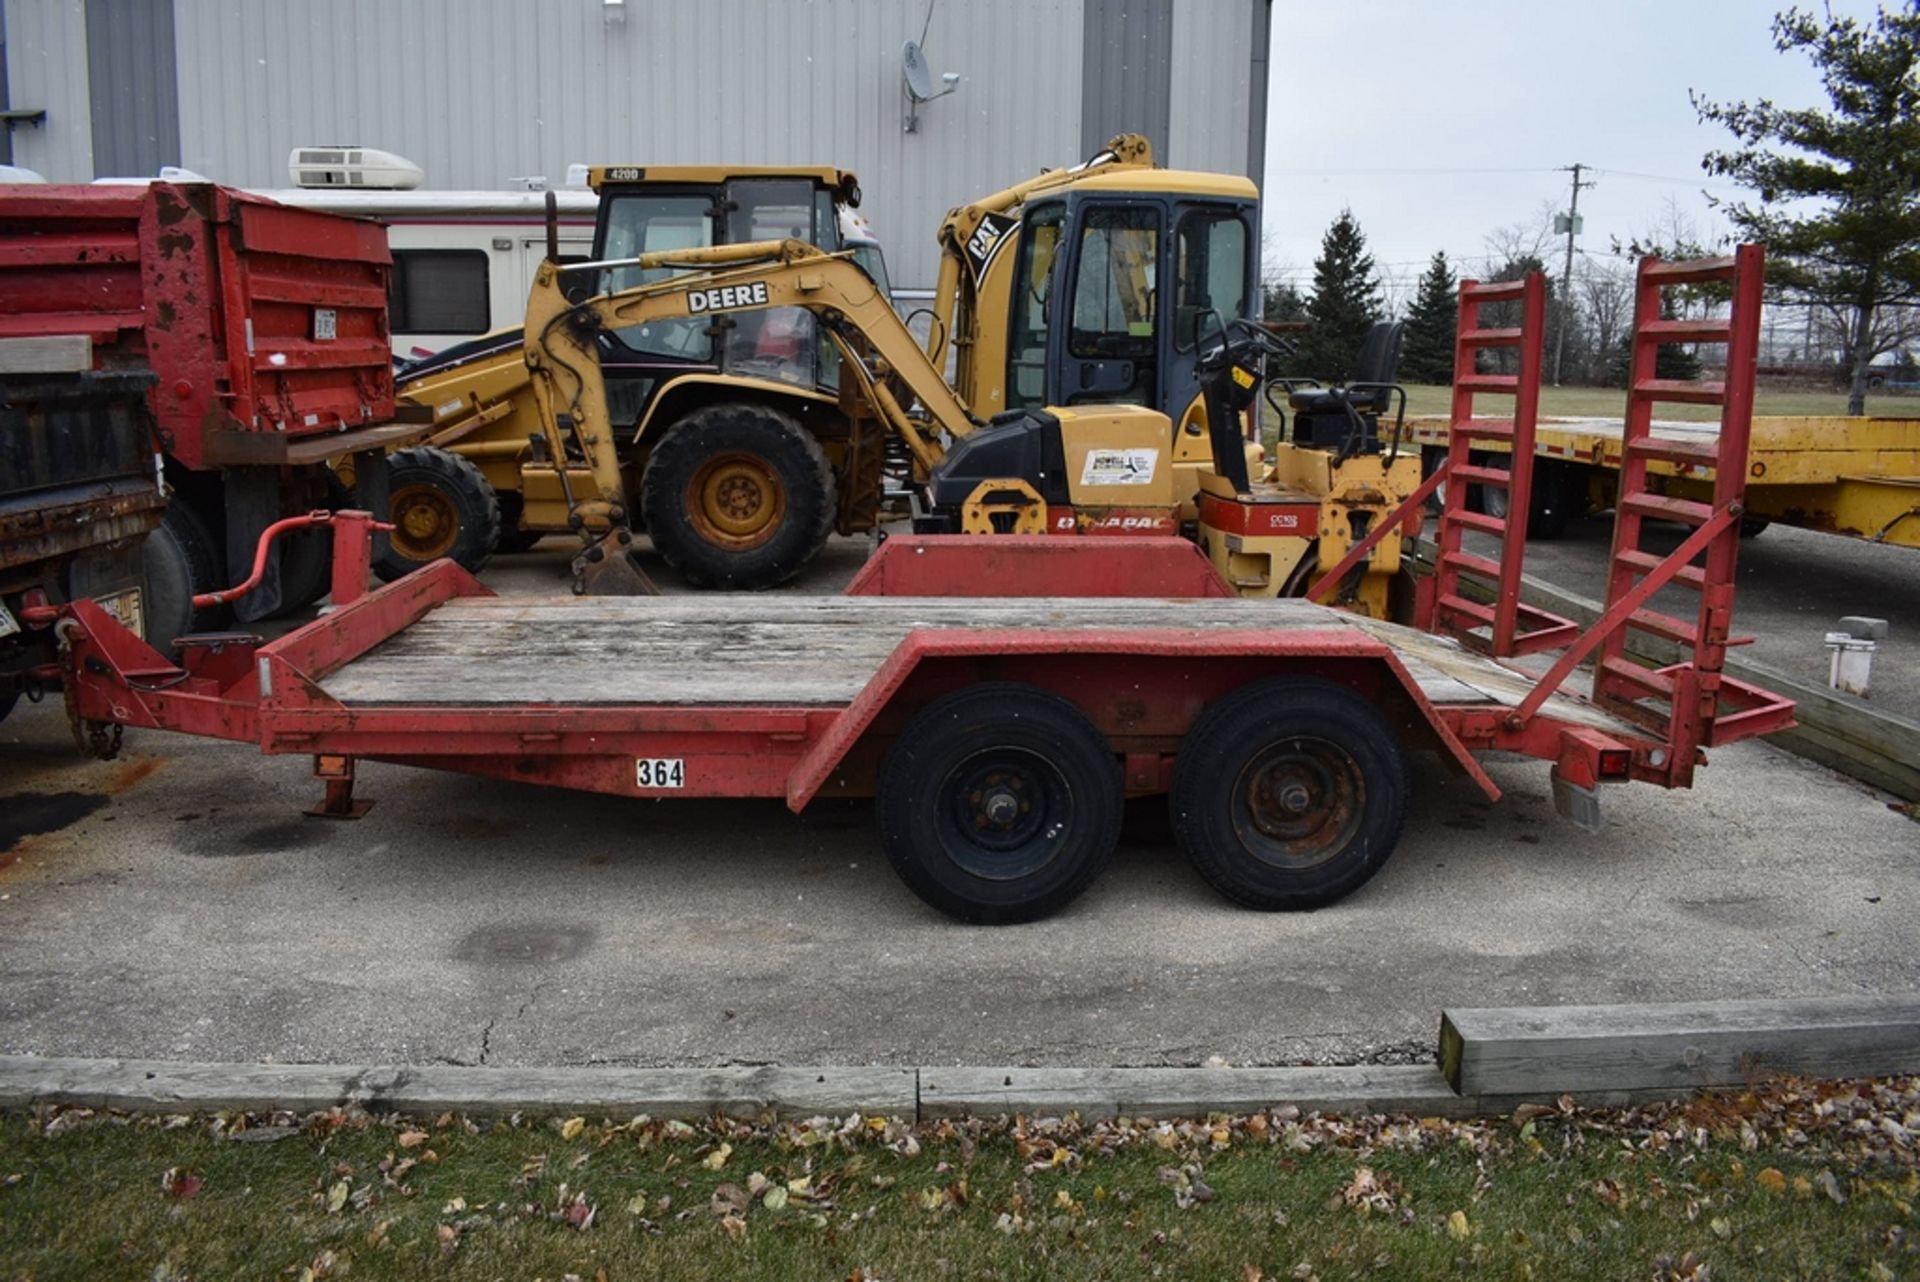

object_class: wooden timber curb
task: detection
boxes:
[3,997,1915,1120]
[1405,540,1920,802]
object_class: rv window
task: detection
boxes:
[390,250,491,335]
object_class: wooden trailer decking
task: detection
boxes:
[317,594,1634,735]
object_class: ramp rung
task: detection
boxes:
[1639,317,1732,344]
[1460,279,1527,303]
[1437,594,1495,627]
[1447,509,1507,536]
[1458,326,1524,348]
[1641,256,1737,285]
[1628,436,1723,468]
[1615,547,1706,589]
[1628,608,1701,647]
[1440,550,1503,579]
[1599,655,1675,700]
[1452,418,1515,441]
[1457,374,1519,395]
[1621,492,1716,526]
[1632,378,1726,406]
[1451,464,1511,488]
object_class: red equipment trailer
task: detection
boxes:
[0,181,428,629]
[42,249,1795,922]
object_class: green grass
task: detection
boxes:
[1,1083,1915,1280]
[1394,382,1920,422]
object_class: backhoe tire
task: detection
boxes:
[641,402,835,590]
[1171,676,1408,911]
[374,447,501,583]
[876,683,1122,924]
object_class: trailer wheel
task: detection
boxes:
[1171,676,1408,910]
[374,447,502,582]
[876,683,1122,924]
[641,402,835,589]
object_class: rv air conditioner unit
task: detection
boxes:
[288,146,425,190]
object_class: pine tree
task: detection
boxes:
[1263,281,1307,324]
[1297,210,1383,382]
[1400,252,1457,384]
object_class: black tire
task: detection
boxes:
[1525,460,1577,541]
[1171,676,1408,911]
[144,502,226,643]
[876,683,1122,924]
[640,402,835,589]
[275,526,333,613]
[493,493,546,554]
[1738,516,1771,539]
[374,447,501,582]
[0,689,17,725]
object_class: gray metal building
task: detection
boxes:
[2,0,1271,289]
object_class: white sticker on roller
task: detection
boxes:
[1080,448,1158,486]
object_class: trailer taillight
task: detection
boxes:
[1599,748,1631,779]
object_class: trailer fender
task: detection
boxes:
[785,627,1501,810]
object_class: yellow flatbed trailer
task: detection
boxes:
[1396,413,1920,547]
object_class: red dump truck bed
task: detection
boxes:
[0,181,400,471]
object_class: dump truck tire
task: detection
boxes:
[1171,676,1407,911]
[375,447,501,582]
[877,683,1122,924]
[641,402,835,590]
[144,502,225,642]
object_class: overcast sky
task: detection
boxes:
[1259,0,1883,305]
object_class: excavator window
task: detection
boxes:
[1067,206,1159,403]
[1006,204,1066,409]
[1174,211,1249,352]
[725,179,827,387]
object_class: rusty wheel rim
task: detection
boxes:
[1231,737,1365,869]
[390,484,460,561]
[686,451,785,550]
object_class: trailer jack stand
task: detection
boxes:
[305,754,373,819]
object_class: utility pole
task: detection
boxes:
[1552,162,1593,386]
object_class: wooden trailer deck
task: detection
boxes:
[318,595,1632,735]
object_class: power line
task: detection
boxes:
[1266,165,1562,177]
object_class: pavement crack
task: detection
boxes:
[478,1019,496,1066]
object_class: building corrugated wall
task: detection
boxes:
[5,0,1268,290]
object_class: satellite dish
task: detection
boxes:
[902,39,935,102]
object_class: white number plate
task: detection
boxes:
[634,757,685,789]
[313,308,337,341]
[97,587,144,638]
[0,601,19,640]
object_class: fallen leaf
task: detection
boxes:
[703,1142,733,1171]
[710,1182,749,1217]
[720,1211,747,1242]
[160,1167,203,1200]
[1815,1169,1847,1205]
[561,1117,585,1142]
[1709,1216,1732,1239]
[1241,1265,1264,1282]
[762,1186,789,1212]
[1446,1210,1472,1240]
[1756,1167,1786,1194]
[625,1192,648,1216]
[397,1130,428,1149]
[326,1180,349,1213]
